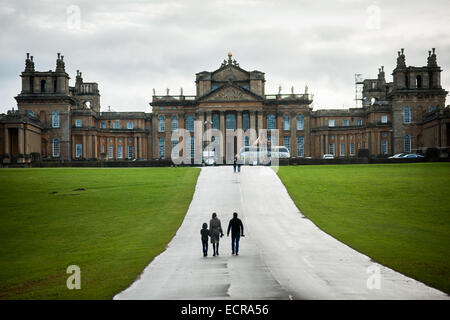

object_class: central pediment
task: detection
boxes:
[212,65,249,82]
[198,84,263,102]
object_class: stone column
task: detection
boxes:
[290,112,297,156]
[257,111,263,139]
[134,136,138,159]
[219,111,225,161]
[249,111,256,145]
[4,127,9,155]
[194,112,203,164]
[325,135,329,155]
[18,127,24,155]
[236,111,243,154]
[124,136,128,159]
[83,135,87,159]
[114,136,118,159]
[305,116,310,156]
[377,131,381,155]
[139,136,143,158]
[93,135,98,159]
[206,111,212,147]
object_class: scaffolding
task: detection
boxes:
[354,73,364,108]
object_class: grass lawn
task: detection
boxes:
[277,163,450,294]
[0,167,200,299]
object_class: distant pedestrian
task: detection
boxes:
[233,156,237,173]
[209,212,224,256]
[200,223,210,257]
[237,155,242,173]
[227,212,244,255]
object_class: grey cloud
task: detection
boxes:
[1,0,449,113]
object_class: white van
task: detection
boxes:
[239,145,290,165]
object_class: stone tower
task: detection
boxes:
[389,48,447,154]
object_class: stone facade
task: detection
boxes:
[0,50,448,164]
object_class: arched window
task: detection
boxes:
[267,114,276,130]
[171,116,178,131]
[158,115,165,132]
[404,135,411,153]
[297,114,304,130]
[283,114,290,131]
[416,75,422,88]
[52,110,59,128]
[41,80,46,93]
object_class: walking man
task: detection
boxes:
[227,212,244,255]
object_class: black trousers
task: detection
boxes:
[202,240,208,256]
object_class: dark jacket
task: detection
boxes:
[227,217,244,237]
[201,228,210,242]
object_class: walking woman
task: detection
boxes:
[209,212,224,256]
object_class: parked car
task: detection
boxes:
[403,153,424,159]
[322,154,334,159]
[388,153,407,159]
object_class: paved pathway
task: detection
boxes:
[115,166,448,300]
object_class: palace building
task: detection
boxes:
[0,50,449,164]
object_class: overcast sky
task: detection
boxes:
[0,0,449,114]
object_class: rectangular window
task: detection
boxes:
[357,142,361,150]
[52,111,59,128]
[243,113,249,131]
[226,114,236,130]
[381,140,388,154]
[340,143,345,156]
[108,145,113,159]
[158,116,165,132]
[117,145,123,159]
[158,137,165,158]
[100,122,106,129]
[297,136,304,157]
[75,144,82,158]
[75,119,82,127]
[350,142,355,156]
[403,107,411,123]
[127,121,133,129]
[190,136,195,159]
[328,119,335,127]
[381,115,388,124]
[283,136,290,151]
[343,119,349,126]
[101,144,105,153]
[212,113,219,130]
[186,115,195,132]
[297,115,304,130]
[171,116,178,131]
[128,145,134,159]
[356,119,362,126]
[329,143,335,155]
[404,135,411,153]
[52,139,60,157]
[267,115,276,130]
[172,139,179,156]
[113,121,119,129]
[283,114,290,131]
[244,136,250,147]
